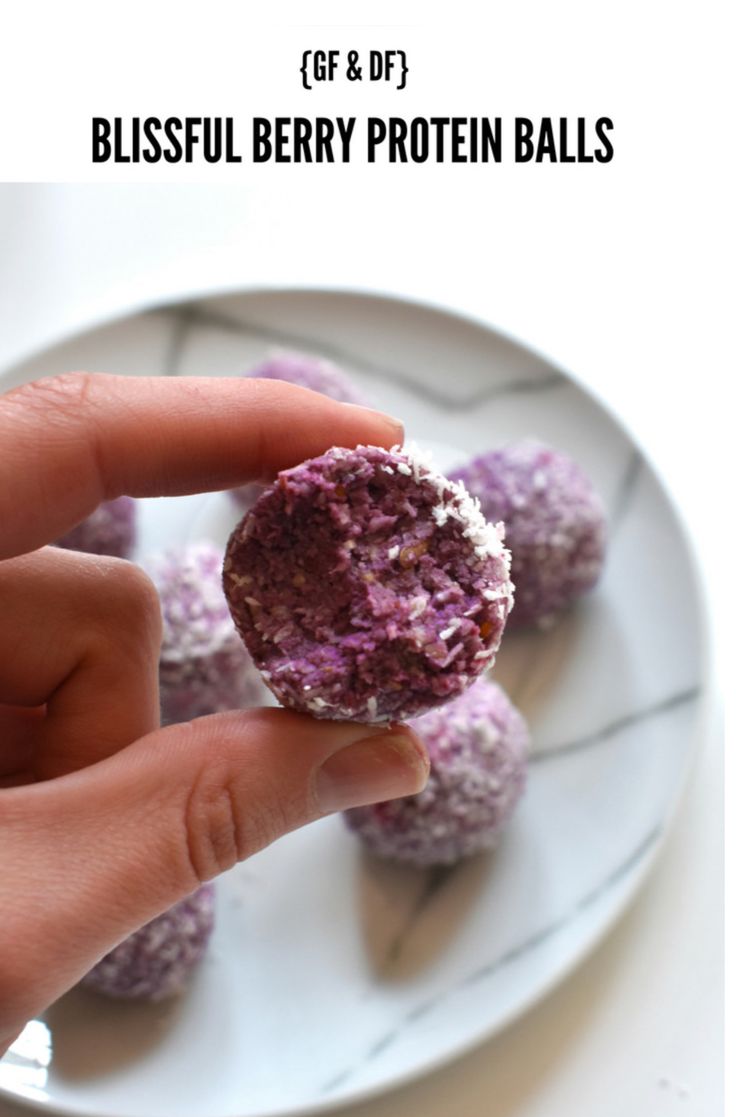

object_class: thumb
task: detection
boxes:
[1,709,428,1035]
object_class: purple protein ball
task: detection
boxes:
[148,542,266,724]
[449,441,606,629]
[223,444,513,724]
[230,352,368,511]
[246,350,367,404]
[56,496,137,559]
[344,679,529,866]
[82,885,215,1001]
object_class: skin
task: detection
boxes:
[0,372,429,1052]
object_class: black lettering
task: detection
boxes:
[203,118,221,163]
[184,118,201,162]
[556,118,573,162]
[253,118,271,162]
[335,117,355,162]
[431,118,449,162]
[274,117,290,163]
[388,117,408,163]
[143,118,162,162]
[131,117,140,162]
[225,118,242,162]
[294,118,314,162]
[451,118,466,162]
[595,117,614,162]
[481,117,502,162]
[163,118,183,162]
[316,118,338,162]
[92,117,111,162]
[113,118,129,163]
[367,117,386,162]
[577,117,593,163]
[536,118,557,162]
[515,117,534,162]
[410,118,429,162]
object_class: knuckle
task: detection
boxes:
[97,560,162,643]
[118,562,161,625]
[7,371,96,417]
[2,373,105,505]
[183,758,243,881]
[73,559,162,679]
[180,735,293,883]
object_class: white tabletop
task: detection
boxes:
[0,184,723,1117]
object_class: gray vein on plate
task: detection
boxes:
[460,824,661,986]
[531,685,700,764]
[150,303,566,409]
[573,825,663,914]
[319,824,661,1095]
[378,865,459,972]
[608,448,644,536]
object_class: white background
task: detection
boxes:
[0,2,727,1116]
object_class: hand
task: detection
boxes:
[0,372,429,1051]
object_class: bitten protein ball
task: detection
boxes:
[223,444,513,724]
[149,542,265,724]
[82,885,215,1001]
[449,440,606,628]
[230,352,369,511]
[344,679,529,866]
[56,496,137,559]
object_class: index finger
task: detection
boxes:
[0,372,403,560]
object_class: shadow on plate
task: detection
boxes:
[357,847,496,982]
[491,606,586,722]
[42,984,187,1081]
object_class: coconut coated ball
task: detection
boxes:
[344,679,529,866]
[56,496,137,559]
[245,350,368,404]
[81,885,215,1001]
[223,444,513,724]
[449,441,606,628]
[230,352,368,511]
[148,541,266,724]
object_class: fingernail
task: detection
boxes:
[316,730,429,814]
[344,403,404,446]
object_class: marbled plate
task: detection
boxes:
[0,290,706,1117]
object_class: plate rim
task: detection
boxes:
[0,286,714,1117]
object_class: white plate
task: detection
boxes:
[0,290,706,1117]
